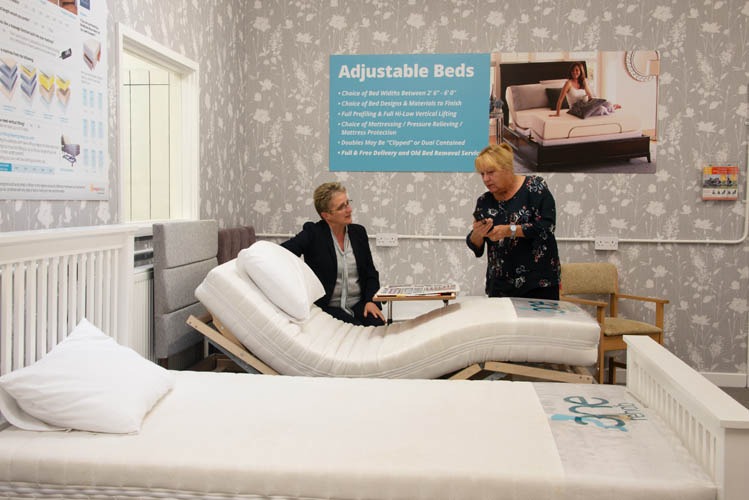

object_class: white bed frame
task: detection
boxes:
[0,226,135,375]
[625,335,749,500]
[1,226,748,500]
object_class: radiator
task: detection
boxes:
[132,267,154,361]
[0,226,136,374]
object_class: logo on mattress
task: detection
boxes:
[550,396,646,432]
[511,298,589,319]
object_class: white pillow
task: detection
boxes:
[237,241,325,321]
[539,78,568,86]
[0,319,175,434]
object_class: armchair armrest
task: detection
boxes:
[617,293,669,305]
[560,295,607,325]
[616,293,668,330]
[560,295,607,308]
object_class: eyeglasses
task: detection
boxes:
[329,199,353,213]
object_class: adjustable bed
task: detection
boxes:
[498,61,652,170]
[148,219,600,382]
[1,226,749,500]
[190,240,602,382]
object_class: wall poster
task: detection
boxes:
[702,165,739,201]
[494,51,659,174]
[0,0,108,200]
[330,53,490,172]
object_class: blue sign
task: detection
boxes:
[330,53,490,172]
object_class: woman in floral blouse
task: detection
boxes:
[466,143,560,300]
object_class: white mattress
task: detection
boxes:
[514,107,641,140]
[535,382,715,500]
[0,373,715,500]
[195,260,600,378]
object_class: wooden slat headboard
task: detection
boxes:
[0,226,136,374]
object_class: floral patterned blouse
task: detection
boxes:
[466,175,560,297]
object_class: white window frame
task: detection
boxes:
[116,24,199,229]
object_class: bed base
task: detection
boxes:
[187,313,593,383]
[186,313,278,375]
[503,123,651,170]
[449,359,592,383]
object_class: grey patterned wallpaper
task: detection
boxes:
[0,0,747,376]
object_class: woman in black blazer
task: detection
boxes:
[282,182,385,326]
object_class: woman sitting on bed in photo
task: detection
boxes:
[282,182,386,326]
[549,62,620,117]
[467,144,560,300]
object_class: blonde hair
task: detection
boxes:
[313,182,346,216]
[474,143,514,174]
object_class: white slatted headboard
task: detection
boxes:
[0,225,135,375]
[625,335,749,500]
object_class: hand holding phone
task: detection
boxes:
[472,207,493,235]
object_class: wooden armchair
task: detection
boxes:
[560,262,669,384]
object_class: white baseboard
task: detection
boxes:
[613,368,747,388]
[702,372,748,388]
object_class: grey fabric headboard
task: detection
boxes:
[153,220,218,364]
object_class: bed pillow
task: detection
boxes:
[508,84,548,112]
[237,241,325,321]
[0,319,175,434]
[539,78,568,87]
[545,87,569,110]
[567,98,608,119]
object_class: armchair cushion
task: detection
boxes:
[603,317,662,336]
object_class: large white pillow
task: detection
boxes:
[237,241,325,321]
[539,78,568,87]
[0,319,175,434]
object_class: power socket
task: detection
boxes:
[375,233,398,247]
[594,236,618,251]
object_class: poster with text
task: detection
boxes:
[0,0,108,200]
[330,53,490,172]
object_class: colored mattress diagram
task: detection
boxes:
[20,65,37,99]
[83,38,101,70]
[0,56,18,100]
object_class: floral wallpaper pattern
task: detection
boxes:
[0,0,747,375]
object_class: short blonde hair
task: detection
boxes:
[474,143,514,174]
[313,182,346,216]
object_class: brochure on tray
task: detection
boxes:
[375,284,459,297]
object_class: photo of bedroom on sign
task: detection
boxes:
[490,51,659,174]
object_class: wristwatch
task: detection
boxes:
[509,224,517,239]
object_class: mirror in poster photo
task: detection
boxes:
[488,51,659,174]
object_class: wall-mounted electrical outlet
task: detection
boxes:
[375,233,398,247]
[594,236,619,251]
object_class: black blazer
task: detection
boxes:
[281,221,381,308]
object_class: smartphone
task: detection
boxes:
[473,207,491,222]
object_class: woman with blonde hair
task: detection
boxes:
[467,143,560,300]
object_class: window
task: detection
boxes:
[117,25,199,223]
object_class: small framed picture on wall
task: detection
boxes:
[702,165,739,201]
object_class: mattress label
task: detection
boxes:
[537,384,648,433]
[511,297,594,322]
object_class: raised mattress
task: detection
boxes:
[194,259,600,378]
